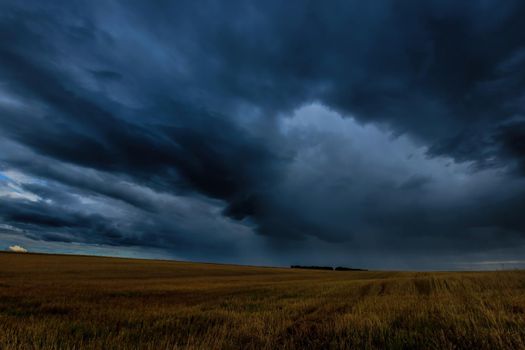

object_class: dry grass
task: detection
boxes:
[1,252,524,349]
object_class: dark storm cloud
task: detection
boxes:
[1,0,525,267]
[0,22,280,216]
[114,0,525,170]
[0,198,126,244]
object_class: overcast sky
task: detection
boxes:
[1,1,525,270]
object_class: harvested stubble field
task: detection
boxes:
[0,252,524,349]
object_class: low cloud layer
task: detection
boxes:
[8,245,27,253]
[1,0,525,268]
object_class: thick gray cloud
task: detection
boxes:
[1,0,525,268]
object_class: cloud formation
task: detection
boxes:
[8,245,27,253]
[0,0,524,268]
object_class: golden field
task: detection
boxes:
[0,252,524,349]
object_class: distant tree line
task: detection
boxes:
[334,266,367,271]
[290,265,367,271]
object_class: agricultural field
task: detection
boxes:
[0,252,524,349]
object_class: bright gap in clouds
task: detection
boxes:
[0,170,41,202]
